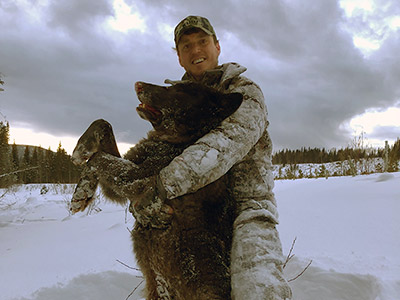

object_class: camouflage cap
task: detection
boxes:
[174,16,216,46]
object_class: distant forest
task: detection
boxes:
[0,121,82,188]
[272,142,400,166]
[1,120,399,187]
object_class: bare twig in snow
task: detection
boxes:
[0,166,40,178]
[116,259,145,300]
[116,259,143,273]
[283,237,296,269]
[0,189,8,199]
[283,237,312,282]
[126,279,145,300]
[288,260,313,282]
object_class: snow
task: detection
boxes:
[199,149,219,171]
[276,172,400,300]
[0,173,399,300]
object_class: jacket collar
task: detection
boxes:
[165,62,247,88]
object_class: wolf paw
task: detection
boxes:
[130,195,173,229]
[70,184,96,214]
[129,175,173,228]
[71,145,96,165]
[71,119,117,165]
[70,195,92,214]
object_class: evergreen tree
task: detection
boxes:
[37,147,44,183]
[54,142,65,182]
[11,142,19,169]
[31,147,39,182]
[0,73,4,92]
[22,145,37,183]
[11,142,21,183]
[23,145,30,166]
[0,121,12,187]
[44,147,54,183]
[388,138,400,172]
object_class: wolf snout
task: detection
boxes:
[135,82,143,94]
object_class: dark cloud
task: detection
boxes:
[369,126,400,140]
[1,0,399,152]
[46,0,113,34]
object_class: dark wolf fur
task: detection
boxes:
[71,81,242,299]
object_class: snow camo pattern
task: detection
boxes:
[160,63,292,299]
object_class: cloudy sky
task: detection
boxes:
[1,0,400,154]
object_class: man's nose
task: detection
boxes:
[192,43,202,53]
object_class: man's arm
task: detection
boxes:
[159,77,267,199]
[156,77,292,298]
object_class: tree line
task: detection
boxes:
[1,116,399,187]
[0,120,82,188]
[272,139,400,180]
[272,142,400,170]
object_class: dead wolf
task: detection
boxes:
[70,81,242,299]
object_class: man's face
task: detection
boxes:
[177,30,221,81]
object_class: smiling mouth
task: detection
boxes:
[192,58,205,65]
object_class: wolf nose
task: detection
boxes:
[135,82,143,94]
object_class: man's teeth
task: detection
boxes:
[193,58,205,64]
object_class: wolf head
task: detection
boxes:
[135,81,243,143]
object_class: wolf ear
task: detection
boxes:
[219,92,243,116]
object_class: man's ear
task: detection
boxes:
[215,40,221,55]
[177,51,185,68]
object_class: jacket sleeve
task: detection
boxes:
[159,77,267,199]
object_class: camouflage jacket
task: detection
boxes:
[161,62,292,299]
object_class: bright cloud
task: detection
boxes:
[107,0,146,33]
[340,0,374,16]
[350,106,400,133]
[343,105,400,147]
[158,23,174,43]
[340,0,400,56]
[352,36,381,51]
[389,16,400,29]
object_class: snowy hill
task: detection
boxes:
[0,173,399,300]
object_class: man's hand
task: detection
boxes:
[129,175,173,229]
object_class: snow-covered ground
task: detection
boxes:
[0,173,399,300]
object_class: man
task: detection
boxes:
[72,15,292,300]
[145,16,292,299]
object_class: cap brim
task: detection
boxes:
[175,26,215,45]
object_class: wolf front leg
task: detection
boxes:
[70,152,135,214]
[70,165,99,214]
[77,152,174,227]
[70,119,122,213]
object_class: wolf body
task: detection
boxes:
[71,81,242,299]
